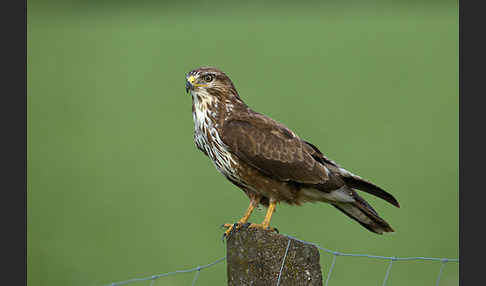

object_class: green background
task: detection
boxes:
[28,0,459,285]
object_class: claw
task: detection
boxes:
[222,222,242,241]
[241,222,251,229]
[248,223,278,233]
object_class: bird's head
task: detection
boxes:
[185,66,240,101]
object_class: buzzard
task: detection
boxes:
[185,66,399,237]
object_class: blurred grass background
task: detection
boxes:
[27,0,458,285]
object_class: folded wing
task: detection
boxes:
[221,114,330,185]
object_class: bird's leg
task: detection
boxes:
[248,198,278,232]
[223,193,261,237]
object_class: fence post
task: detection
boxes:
[226,227,323,286]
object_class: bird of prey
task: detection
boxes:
[185,66,399,237]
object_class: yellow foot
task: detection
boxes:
[222,222,251,239]
[248,223,279,233]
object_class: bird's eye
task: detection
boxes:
[203,74,214,82]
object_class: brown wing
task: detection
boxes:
[220,113,330,184]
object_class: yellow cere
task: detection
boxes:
[188,75,196,85]
[188,75,208,88]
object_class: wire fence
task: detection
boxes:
[106,233,459,286]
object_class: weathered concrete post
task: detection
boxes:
[226,228,323,286]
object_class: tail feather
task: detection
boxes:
[341,174,400,208]
[333,192,395,234]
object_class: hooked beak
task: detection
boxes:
[185,75,209,93]
[185,75,195,93]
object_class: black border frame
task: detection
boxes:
[3,0,27,285]
[459,0,483,285]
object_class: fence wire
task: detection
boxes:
[106,233,459,286]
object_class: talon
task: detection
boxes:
[222,228,232,242]
[248,223,278,233]
[222,222,243,239]
[241,222,251,229]
[221,194,263,240]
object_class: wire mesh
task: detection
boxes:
[106,233,459,286]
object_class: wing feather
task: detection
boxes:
[221,114,329,184]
